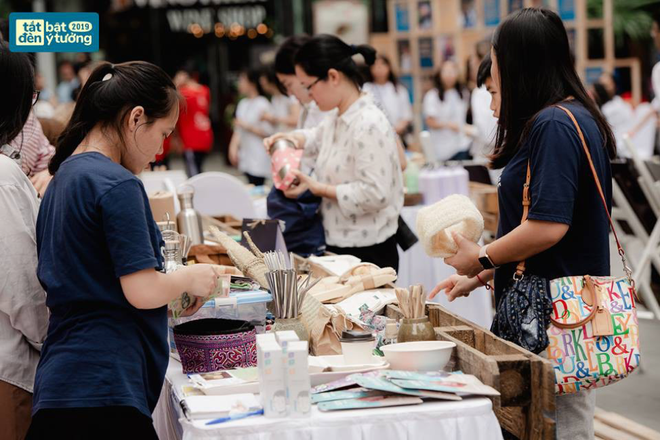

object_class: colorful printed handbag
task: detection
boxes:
[495,105,640,395]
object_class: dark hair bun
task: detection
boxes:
[355,44,377,66]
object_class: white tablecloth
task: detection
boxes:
[252,199,494,329]
[154,360,503,440]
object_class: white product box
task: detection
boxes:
[257,341,287,418]
[284,340,311,417]
[275,331,299,346]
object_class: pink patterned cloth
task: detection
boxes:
[9,111,55,177]
[271,146,303,191]
[174,328,257,374]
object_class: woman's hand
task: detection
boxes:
[263,132,305,154]
[229,142,239,167]
[261,113,277,124]
[181,264,220,298]
[287,170,322,197]
[178,295,205,317]
[233,118,246,130]
[444,232,483,278]
[429,274,481,302]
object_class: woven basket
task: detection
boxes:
[173,318,257,374]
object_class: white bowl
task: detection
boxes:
[381,341,456,372]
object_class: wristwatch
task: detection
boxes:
[478,245,499,270]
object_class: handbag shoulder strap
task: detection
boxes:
[514,104,634,288]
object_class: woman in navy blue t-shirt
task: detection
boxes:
[429,9,616,440]
[27,62,221,439]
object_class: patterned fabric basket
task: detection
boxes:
[173,318,257,374]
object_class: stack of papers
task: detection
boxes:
[310,370,499,412]
[180,394,261,420]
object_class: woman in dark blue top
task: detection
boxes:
[27,62,221,439]
[429,9,616,440]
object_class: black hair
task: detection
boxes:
[261,64,286,95]
[433,59,464,101]
[294,34,377,89]
[372,54,398,87]
[242,68,266,97]
[0,19,8,42]
[0,40,34,148]
[476,53,492,88]
[50,61,179,174]
[490,8,616,169]
[274,34,311,75]
[592,83,612,109]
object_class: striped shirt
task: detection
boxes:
[10,111,55,177]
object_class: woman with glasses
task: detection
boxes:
[264,34,404,270]
[0,40,49,440]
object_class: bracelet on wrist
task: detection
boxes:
[476,273,492,291]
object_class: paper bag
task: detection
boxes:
[148,191,177,229]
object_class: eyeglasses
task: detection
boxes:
[305,76,325,92]
[32,90,40,106]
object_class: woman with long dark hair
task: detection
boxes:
[423,59,472,161]
[264,34,404,270]
[430,9,616,438]
[27,61,220,438]
[229,68,274,186]
[0,40,49,440]
[363,55,413,139]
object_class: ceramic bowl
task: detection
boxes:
[381,341,456,372]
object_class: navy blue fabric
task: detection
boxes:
[34,152,167,419]
[267,187,325,257]
[494,102,612,305]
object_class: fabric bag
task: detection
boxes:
[266,187,326,257]
[492,105,640,395]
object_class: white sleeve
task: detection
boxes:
[422,91,437,118]
[0,185,48,351]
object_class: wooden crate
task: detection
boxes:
[469,182,499,215]
[386,303,556,440]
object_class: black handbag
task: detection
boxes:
[490,274,553,353]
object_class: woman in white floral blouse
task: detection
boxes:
[265,34,404,270]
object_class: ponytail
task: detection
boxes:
[50,61,179,174]
[295,34,377,89]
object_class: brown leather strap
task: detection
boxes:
[550,275,599,329]
[514,104,631,286]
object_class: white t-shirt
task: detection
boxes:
[601,96,634,157]
[0,153,48,393]
[652,61,660,112]
[296,93,404,248]
[423,88,470,161]
[271,94,294,133]
[363,82,413,128]
[470,85,498,160]
[236,96,274,178]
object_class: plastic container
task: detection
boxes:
[168,290,272,355]
[339,330,375,365]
